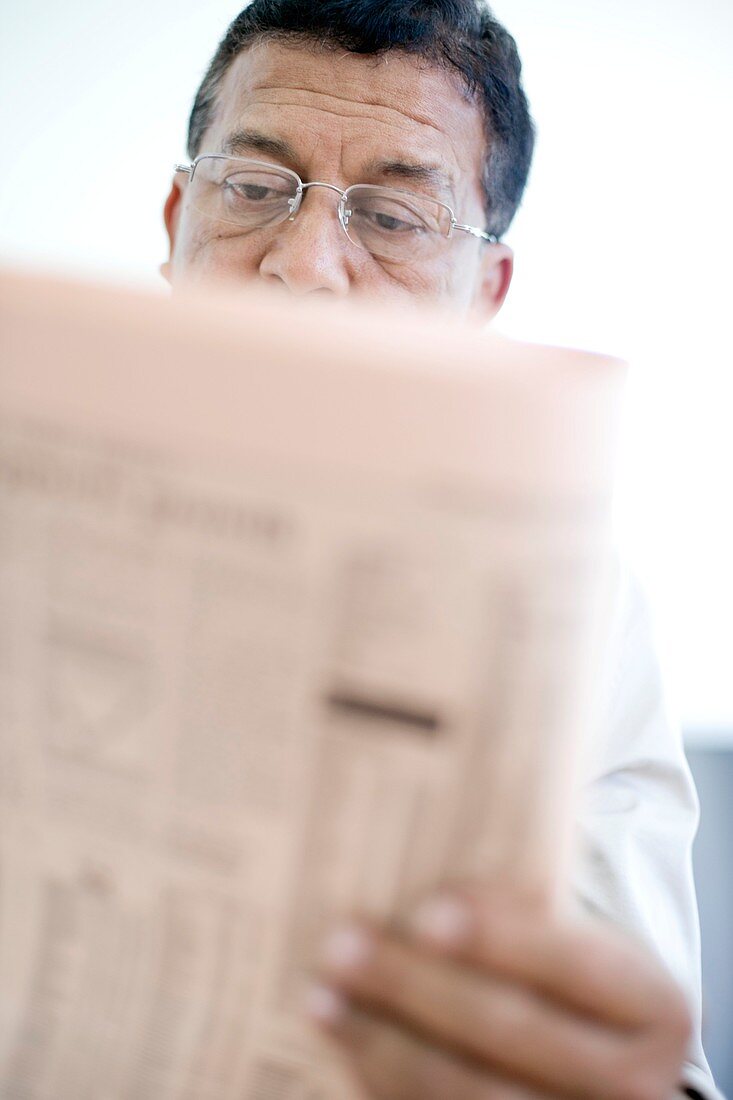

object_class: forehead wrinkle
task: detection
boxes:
[219,97,465,176]
[246,83,458,141]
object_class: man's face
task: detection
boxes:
[163,41,513,321]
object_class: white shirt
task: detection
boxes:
[574,569,723,1098]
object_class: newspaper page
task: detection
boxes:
[0,271,625,1099]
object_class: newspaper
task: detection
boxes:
[0,270,625,1099]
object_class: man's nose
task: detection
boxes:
[258,189,352,297]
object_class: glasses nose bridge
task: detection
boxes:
[299,180,348,200]
[291,180,351,237]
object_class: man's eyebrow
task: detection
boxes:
[221,128,298,163]
[365,158,455,197]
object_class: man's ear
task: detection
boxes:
[469,242,514,325]
[160,178,184,285]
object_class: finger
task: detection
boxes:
[408,888,684,1030]
[307,987,551,1100]
[316,924,627,1099]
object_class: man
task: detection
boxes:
[161,2,721,1096]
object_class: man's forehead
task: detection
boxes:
[208,40,486,181]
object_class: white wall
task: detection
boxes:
[2,1,731,738]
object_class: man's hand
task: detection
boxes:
[306,887,692,1100]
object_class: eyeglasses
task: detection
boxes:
[174,155,498,264]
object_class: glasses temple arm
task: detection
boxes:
[452,221,498,243]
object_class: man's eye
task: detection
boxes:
[225,182,276,202]
[357,209,424,234]
[375,212,418,232]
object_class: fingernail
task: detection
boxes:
[411,895,472,946]
[304,983,346,1025]
[321,924,372,972]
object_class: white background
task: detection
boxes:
[1,0,731,741]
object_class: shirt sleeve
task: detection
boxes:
[572,568,721,1098]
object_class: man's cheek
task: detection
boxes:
[387,258,471,308]
[176,221,265,284]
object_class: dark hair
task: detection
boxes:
[187,0,535,238]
